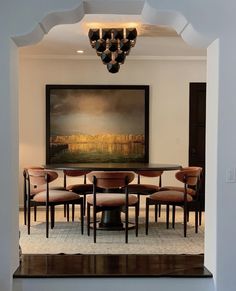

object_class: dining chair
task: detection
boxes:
[23,166,43,225]
[87,171,138,243]
[159,166,203,226]
[23,166,65,225]
[26,168,84,238]
[145,167,202,237]
[63,170,93,217]
[127,171,163,220]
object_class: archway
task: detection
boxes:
[16,0,212,260]
[1,2,220,291]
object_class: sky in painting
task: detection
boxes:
[50,89,146,136]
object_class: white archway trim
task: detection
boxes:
[181,23,214,48]
[142,3,188,34]
[141,1,215,48]
[13,1,85,47]
[12,0,214,49]
[12,0,146,48]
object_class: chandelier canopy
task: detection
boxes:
[88,28,137,73]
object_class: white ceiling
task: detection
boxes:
[19,14,206,58]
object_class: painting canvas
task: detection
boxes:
[46,85,149,163]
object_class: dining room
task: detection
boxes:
[18,14,206,256]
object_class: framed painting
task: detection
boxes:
[46,85,149,163]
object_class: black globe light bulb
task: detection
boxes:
[126,28,137,40]
[120,39,131,52]
[101,51,112,64]
[107,61,120,73]
[101,29,112,40]
[112,28,124,40]
[95,39,106,53]
[88,29,100,42]
[108,39,118,52]
[115,51,126,64]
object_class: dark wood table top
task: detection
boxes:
[44,162,181,172]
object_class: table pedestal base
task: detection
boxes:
[98,209,123,230]
[89,209,135,231]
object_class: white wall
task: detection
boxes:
[18,56,206,205]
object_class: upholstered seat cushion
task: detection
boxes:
[66,184,93,193]
[159,186,196,196]
[127,184,160,194]
[30,186,65,197]
[149,190,193,202]
[87,193,138,207]
[32,190,80,203]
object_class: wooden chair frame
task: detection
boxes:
[87,172,138,243]
[26,170,84,238]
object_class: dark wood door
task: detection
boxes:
[189,83,206,210]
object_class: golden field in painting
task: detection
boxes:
[50,133,145,163]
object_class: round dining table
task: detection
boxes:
[44,163,181,230]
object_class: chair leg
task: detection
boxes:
[135,204,138,237]
[155,204,158,222]
[195,209,198,233]
[137,194,140,216]
[50,205,55,229]
[72,204,75,222]
[145,198,149,235]
[80,201,84,235]
[64,204,66,217]
[172,205,175,228]
[93,205,96,243]
[184,205,187,237]
[34,206,37,222]
[125,205,128,244]
[24,196,27,225]
[66,204,70,222]
[159,204,162,217]
[27,204,31,235]
[46,203,49,238]
[83,195,86,216]
[87,203,90,236]
[199,209,202,226]
[166,204,169,229]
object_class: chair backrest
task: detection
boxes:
[175,167,202,186]
[63,170,91,187]
[23,166,44,178]
[87,171,135,189]
[135,170,163,177]
[63,170,91,177]
[135,170,163,186]
[27,169,58,186]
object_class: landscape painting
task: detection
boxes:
[46,85,149,163]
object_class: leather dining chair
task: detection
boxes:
[26,168,84,238]
[159,166,203,226]
[23,166,43,225]
[63,170,93,218]
[145,167,202,237]
[23,166,65,225]
[127,171,163,220]
[87,171,139,243]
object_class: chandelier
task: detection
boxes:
[88,28,137,73]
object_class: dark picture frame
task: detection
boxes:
[46,85,149,164]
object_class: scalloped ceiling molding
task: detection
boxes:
[13,0,210,54]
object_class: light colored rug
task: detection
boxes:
[19,208,204,255]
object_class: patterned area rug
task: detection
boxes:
[19,209,204,255]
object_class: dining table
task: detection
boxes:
[44,162,181,230]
